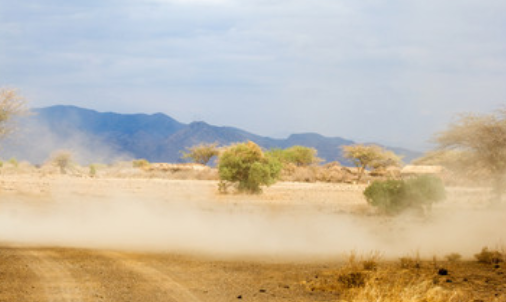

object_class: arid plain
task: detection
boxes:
[1,173,505,301]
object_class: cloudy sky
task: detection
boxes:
[1,0,505,150]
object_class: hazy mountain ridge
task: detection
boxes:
[1,105,420,164]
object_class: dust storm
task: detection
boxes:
[0,177,503,260]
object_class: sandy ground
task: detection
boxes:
[0,175,505,301]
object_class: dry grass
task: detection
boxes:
[304,255,468,302]
[474,247,504,264]
[279,164,360,183]
[301,245,506,302]
[346,275,467,302]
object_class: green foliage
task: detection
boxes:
[404,175,446,205]
[89,164,97,177]
[364,175,446,214]
[364,179,407,213]
[218,141,282,194]
[132,158,150,169]
[266,146,320,167]
[181,143,220,165]
[342,144,402,182]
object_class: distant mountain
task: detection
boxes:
[0,105,421,165]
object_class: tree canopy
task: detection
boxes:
[341,144,402,182]
[218,141,282,194]
[181,142,220,165]
[433,109,506,203]
[0,88,28,139]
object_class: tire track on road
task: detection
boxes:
[0,247,43,302]
[99,251,203,302]
[25,249,92,302]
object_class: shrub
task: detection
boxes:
[475,247,504,264]
[218,141,282,194]
[404,175,446,208]
[132,158,150,169]
[89,164,97,177]
[267,146,321,167]
[364,179,408,214]
[364,175,446,214]
[445,253,462,262]
[48,150,73,174]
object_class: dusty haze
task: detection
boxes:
[0,177,503,261]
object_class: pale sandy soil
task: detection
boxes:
[0,175,503,301]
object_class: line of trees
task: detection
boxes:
[180,141,403,194]
[2,87,504,203]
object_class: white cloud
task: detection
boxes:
[1,0,505,150]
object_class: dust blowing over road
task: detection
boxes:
[0,177,505,260]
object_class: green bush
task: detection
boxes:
[266,146,320,167]
[218,141,282,194]
[404,175,446,206]
[89,164,97,177]
[364,175,446,214]
[132,158,150,169]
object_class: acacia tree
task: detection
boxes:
[218,141,282,194]
[434,109,506,203]
[181,143,220,165]
[341,144,402,182]
[0,88,28,139]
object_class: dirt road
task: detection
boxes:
[2,245,506,302]
[0,245,339,302]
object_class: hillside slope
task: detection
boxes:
[0,105,420,164]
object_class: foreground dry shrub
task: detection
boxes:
[347,274,466,302]
[304,251,469,302]
[305,266,465,302]
[475,247,504,264]
[445,253,463,263]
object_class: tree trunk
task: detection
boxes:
[357,165,366,183]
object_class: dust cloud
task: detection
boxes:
[0,181,504,261]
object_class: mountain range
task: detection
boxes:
[1,105,420,165]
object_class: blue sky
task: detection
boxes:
[1,0,505,150]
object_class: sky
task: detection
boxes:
[1,0,505,151]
